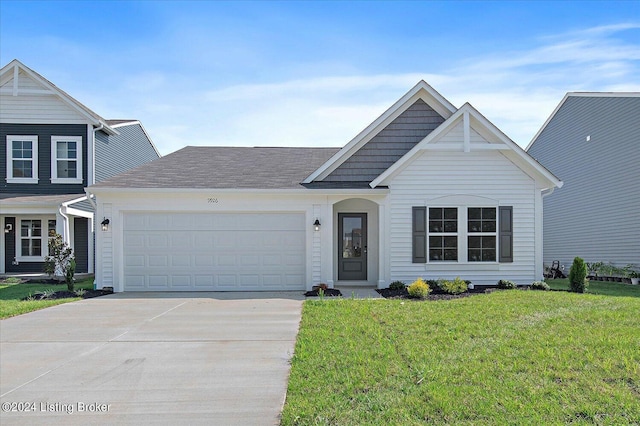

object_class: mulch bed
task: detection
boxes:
[377,286,500,301]
[304,288,343,297]
[21,288,113,301]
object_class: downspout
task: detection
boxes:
[541,187,555,198]
[58,204,71,247]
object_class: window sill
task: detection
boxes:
[426,262,500,271]
[50,178,83,184]
[6,178,39,184]
[16,256,46,262]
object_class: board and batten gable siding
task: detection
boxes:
[387,127,538,285]
[0,123,88,194]
[323,99,445,182]
[94,123,160,183]
[527,95,640,268]
[0,70,90,124]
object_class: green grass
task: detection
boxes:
[282,291,640,425]
[0,277,95,319]
[547,278,640,297]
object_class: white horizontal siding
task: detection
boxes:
[0,94,89,123]
[389,149,537,285]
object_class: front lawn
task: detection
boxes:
[546,278,640,297]
[282,290,640,425]
[0,277,95,319]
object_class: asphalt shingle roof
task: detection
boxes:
[91,146,341,189]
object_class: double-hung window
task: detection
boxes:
[428,207,458,261]
[468,208,497,262]
[17,219,56,261]
[51,136,82,183]
[6,135,38,183]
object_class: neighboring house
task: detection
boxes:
[1,59,160,274]
[89,81,561,292]
[526,92,640,270]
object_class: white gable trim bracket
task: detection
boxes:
[370,103,562,189]
[303,80,457,183]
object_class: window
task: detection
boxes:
[6,135,38,183]
[51,136,82,183]
[428,208,458,261]
[468,208,496,262]
[16,218,55,261]
[411,205,513,264]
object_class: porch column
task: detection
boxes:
[322,201,334,288]
[378,202,387,289]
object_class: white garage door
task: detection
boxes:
[123,212,306,291]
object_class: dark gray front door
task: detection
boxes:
[338,213,367,281]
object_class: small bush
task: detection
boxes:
[389,281,406,290]
[407,278,431,300]
[530,281,550,291]
[569,257,588,293]
[437,277,468,294]
[74,288,87,297]
[497,279,517,289]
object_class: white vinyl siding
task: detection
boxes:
[389,149,536,285]
[0,70,89,124]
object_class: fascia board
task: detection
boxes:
[303,81,457,183]
[87,187,390,196]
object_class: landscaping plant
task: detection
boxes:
[497,279,517,289]
[44,231,76,291]
[530,281,550,291]
[407,278,431,299]
[389,280,406,290]
[437,277,468,294]
[568,256,588,293]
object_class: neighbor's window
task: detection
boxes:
[6,135,38,183]
[20,219,43,257]
[468,207,496,262]
[51,136,82,183]
[428,207,457,261]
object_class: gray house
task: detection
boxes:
[1,59,160,274]
[526,92,640,270]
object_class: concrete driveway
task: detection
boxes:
[0,292,304,425]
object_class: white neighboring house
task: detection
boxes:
[88,81,562,292]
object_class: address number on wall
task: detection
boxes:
[207,198,219,204]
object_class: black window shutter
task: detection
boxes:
[499,206,513,263]
[412,207,426,263]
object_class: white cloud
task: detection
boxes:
[71,21,639,155]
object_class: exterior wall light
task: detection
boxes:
[313,219,321,231]
[101,218,110,231]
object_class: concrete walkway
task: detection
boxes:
[0,292,304,425]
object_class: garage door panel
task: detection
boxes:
[123,213,305,291]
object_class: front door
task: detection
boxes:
[338,213,367,281]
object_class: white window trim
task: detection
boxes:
[425,206,500,264]
[51,136,83,184]
[427,207,459,262]
[15,217,56,262]
[6,135,39,184]
[467,207,498,263]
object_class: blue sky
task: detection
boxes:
[1,1,639,155]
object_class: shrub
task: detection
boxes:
[530,281,550,291]
[437,277,468,294]
[569,257,588,293]
[389,281,406,290]
[497,279,517,289]
[407,278,431,300]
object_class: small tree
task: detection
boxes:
[568,256,588,293]
[44,231,76,291]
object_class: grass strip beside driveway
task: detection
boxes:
[282,290,640,425]
[0,277,95,319]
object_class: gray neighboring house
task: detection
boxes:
[526,92,640,270]
[1,59,160,274]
